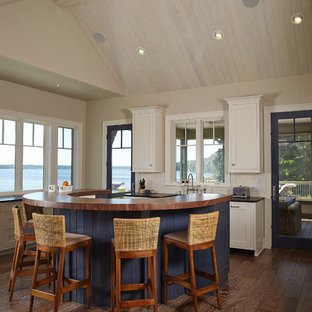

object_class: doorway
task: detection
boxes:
[107,124,134,193]
[271,110,312,250]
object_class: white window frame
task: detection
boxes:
[165,111,229,186]
[0,109,83,196]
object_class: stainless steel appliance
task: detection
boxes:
[232,186,250,198]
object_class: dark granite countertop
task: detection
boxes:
[0,196,23,203]
[230,197,264,203]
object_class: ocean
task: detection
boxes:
[0,166,131,192]
[0,167,72,192]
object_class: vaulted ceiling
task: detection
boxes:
[1,0,312,99]
[63,0,312,96]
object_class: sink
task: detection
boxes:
[124,193,180,198]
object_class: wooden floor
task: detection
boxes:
[0,248,311,312]
[294,220,312,239]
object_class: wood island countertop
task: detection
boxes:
[23,190,232,211]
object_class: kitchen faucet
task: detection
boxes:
[187,173,197,194]
[187,173,194,187]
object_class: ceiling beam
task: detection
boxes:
[54,0,82,8]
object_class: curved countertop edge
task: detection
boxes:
[23,190,233,211]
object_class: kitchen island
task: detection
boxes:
[23,190,232,307]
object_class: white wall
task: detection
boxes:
[0,79,87,187]
[0,0,123,94]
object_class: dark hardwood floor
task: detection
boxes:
[294,220,312,239]
[0,248,311,311]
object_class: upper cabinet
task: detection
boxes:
[225,95,264,173]
[129,106,164,172]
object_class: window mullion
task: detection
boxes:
[196,119,203,183]
[16,121,23,193]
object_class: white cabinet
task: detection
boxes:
[0,201,20,253]
[226,95,264,173]
[129,106,164,172]
[230,200,264,256]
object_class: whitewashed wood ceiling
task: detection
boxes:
[0,0,23,6]
[61,0,312,96]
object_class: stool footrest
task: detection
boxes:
[121,282,148,291]
[62,279,89,293]
[166,275,191,289]
[196,283,219,296]
[23,250,36,256]
[21,259,48,267]
[31,289,55,302]
[195,269,216,282]
[36,275,56,288]
[120,298,155,308]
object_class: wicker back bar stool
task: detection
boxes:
[30,213,92,312]
[22,202,43,227]
[163,211,221,311]
[111,217,160,312]
[8,206,50,301]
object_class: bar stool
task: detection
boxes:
[163,211,221,311]
[8,206,50,301]
[111,217,160,312]
[30,213,92,312]
[22,202,43,227]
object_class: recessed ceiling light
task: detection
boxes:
[137,47,146,55]
[291,13,304,24]
[243,0,259,8]
[213,30,224,40]
[93,32,105,43]
[56,84,61,87]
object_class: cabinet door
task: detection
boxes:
[229,102,260,172]
[230,202,253,249]
[132,111,153,171]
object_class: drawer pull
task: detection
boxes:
[230,205,240,208]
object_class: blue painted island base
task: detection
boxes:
[54,201,229,307]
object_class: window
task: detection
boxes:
[0,119,16,192]
[176,122,196,182]
[167,112,225,185]
[203,121,224,183]
[0,109,82,195]
[58,127,73,185]
[23,122,45,190]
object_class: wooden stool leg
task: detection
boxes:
[86,240,91,308]
[52,253,56,294]
[54,249,66,312]
[152,251,158,312]
[116,253,121,312]
[188,247,198,312]
[211,245,221,309]
[29,248,41,312]
[163,238,168,304]
[19,242,26,271]
[8,241,18,292]
[111,242,115,312]
[46,252,50,283]
[9,241,23,301]
[147,256,151,300]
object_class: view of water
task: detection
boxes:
[0,167,72,192]
[112,166,131,191]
